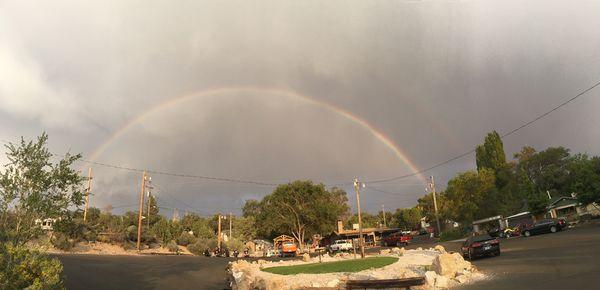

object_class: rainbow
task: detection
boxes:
[87,86,428,183]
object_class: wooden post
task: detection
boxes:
[354,178,365,259]
[83,168,93,222]
[430,176,442,237]
[136,171,147,251]
[217,214,222,251]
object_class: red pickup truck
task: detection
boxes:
[383,232,412,247]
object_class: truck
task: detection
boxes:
[329,239,353,252]
[280,241,298,257]
[383,232,412,247]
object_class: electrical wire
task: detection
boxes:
[365,78,600,184]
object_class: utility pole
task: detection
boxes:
[382,204,387,228]
[137,171,148,251]
[229,212,233,239]
[354,178,365,259]
[83,168,93,222]
[217,213,222,251]
[429,176,442,237]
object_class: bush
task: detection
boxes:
[0,244,65,290]
[166,241,179,253]
[176,232,196,246]
[187,238,216,256]
[51,233,74,251]
[225,238,245,252]
[439,228,467,242]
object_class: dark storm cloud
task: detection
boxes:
[1,0,599,214]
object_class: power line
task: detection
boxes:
[366,78,600,184]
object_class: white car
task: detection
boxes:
[264,249,277,257]
[329,240,353,252]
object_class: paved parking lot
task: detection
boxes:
[56,222,600,290]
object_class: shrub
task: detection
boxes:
[439,228,467,242]
[0,244,65,290]
[176,232,196,246]
[166,241,179,253]
[225,238,245,252]
[51,233,74,251]
[187,238,216,256]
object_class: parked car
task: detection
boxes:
[329,239,353,252]
[522,218,565,237]
[461,234,500,260]
[383,232,412,247]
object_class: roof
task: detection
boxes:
[505,212,531,219]
[548,196,579,208]
[335,227,399,236]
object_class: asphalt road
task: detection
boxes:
[56,222,600,290]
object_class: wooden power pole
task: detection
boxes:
[217,214,222,251]
[137,171,147,251]
[430,176,442,237]
[83,167,93,222]
[354,178,365,258]
[382,204,387,228]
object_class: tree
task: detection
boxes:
[444,169,497,225]
[255,181,349,249]
[242,199,261,218]
[476,131,507,172]
[393,207,422,230]
[0,133,85,245]
[568,155,600,206]
[345,212,380,229]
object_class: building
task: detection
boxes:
[323,220,399,247]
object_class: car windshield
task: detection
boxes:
[470,234,494,243]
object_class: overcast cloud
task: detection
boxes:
[1,0,599,216]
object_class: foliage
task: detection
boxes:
[51,233,74,251]
[166,241,179,253]
[568,155,600,206]
[187,238,217,255]
[253,181,349,249]
[0,244,65,290]
[444,169,497,224]
[392,207,422,230]
[438,227,467,242]
[176,231,197,246]
[232,216,257,241]
[224,238,245,252]
[476,131,506,172]
[345,212,381,229]
[261,257,398,275]
[0,133,86,245]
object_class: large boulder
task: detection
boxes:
[379,249,391,255]
[302,253,311,262]
[424,271,437,286]
[253,277,285,290]
[434,245,446,253]
[432,253,472,277]
[391,247,405,256]
[435,275,450,288]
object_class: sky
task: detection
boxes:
[1,0,600,216]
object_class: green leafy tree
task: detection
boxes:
[0,133,85,245]
[0,244,65,290]
[393,207,422,230]
[345,212,381,229]
[242,199,261,218]
[444,169,497,224]
[255,181,349,249]
[476,131,507,172]
[568,155,600,206]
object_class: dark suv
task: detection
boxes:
[522,218,565,237]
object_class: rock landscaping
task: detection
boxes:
[229,246,485,289]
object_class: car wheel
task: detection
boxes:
[467,249,473,260]
[550,226,557,233]
[524,231,531,237]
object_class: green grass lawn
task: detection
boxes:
[261,256,398,275]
